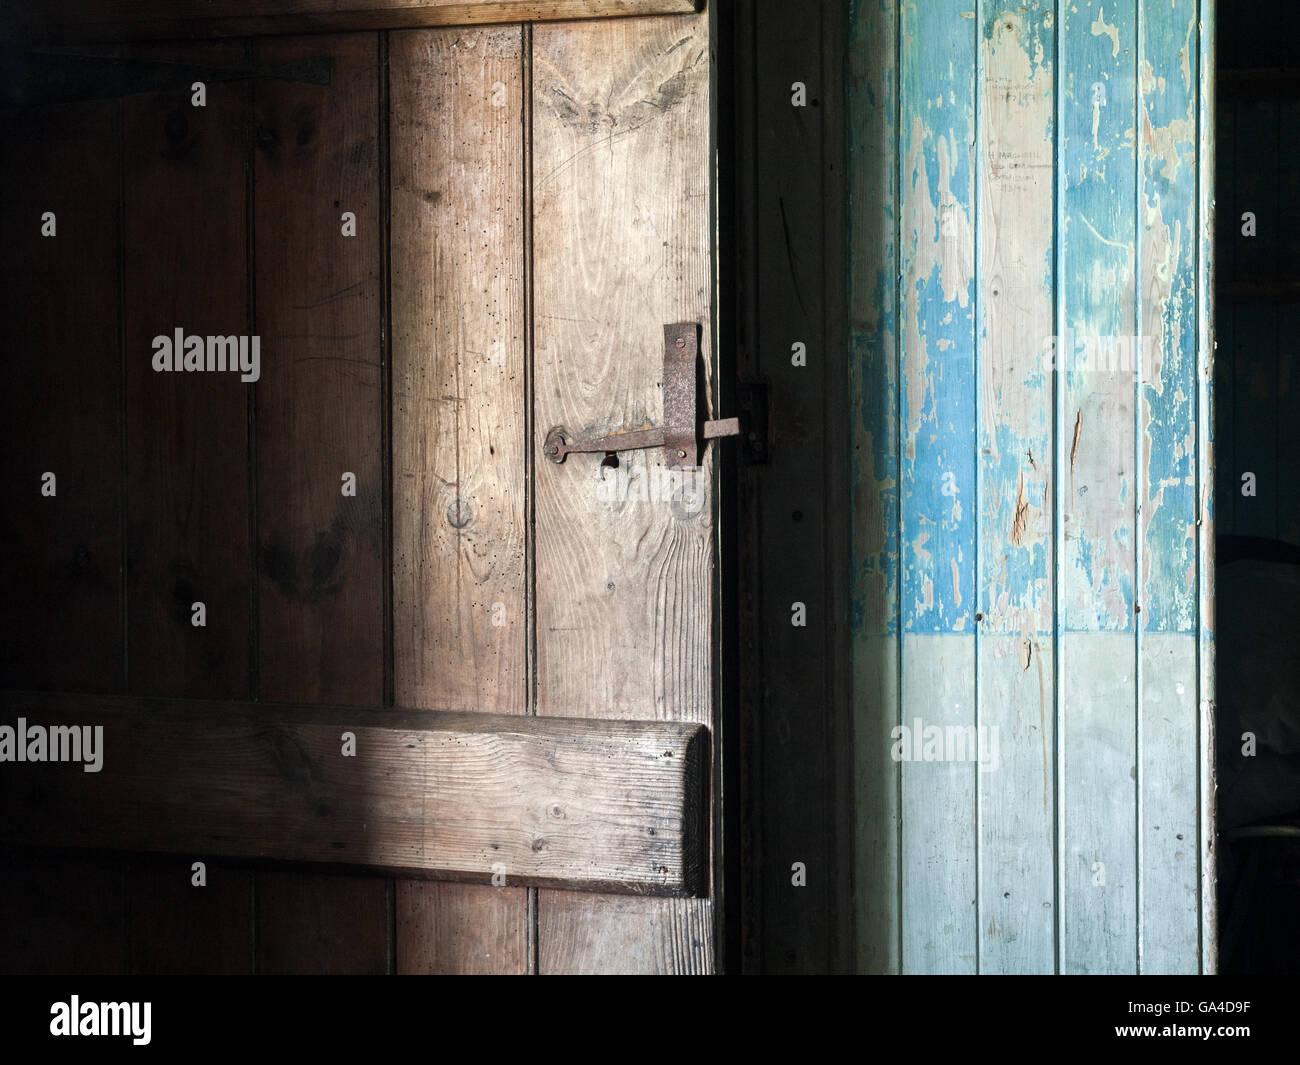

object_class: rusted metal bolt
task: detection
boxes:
[677,449,687,458]
[546,444,558,455]
[675,336,686,349]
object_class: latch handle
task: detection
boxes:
[544,323,740,469]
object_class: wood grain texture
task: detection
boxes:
[0,100,122,693]
[976,4,1055,975]
[396,881,527,973]
[8,0,699,43]
[1137,0,1199,973]
[257,870,389,974]
[0,691,708,895]
[123,42,250,700]
[391,26,525,718]
[389,24,529,974]
[532,11,714,972]
[897,0,977,974]
[120,42,256,974]
[251,31,389,978]
[254,33,384,708]
[1059,0,1137,974]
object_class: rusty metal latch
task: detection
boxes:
[544,323,740,470]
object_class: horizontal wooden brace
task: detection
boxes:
[3,0,700,44]
[0,691,708,897]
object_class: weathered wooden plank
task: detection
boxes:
[257,871,389,974]
[847,0,900,975]
[976,2,1056,975]
[389,24,529,974]
[897,0,977,975]
[7,0,699,43]
[1059,0,1138,974]
[537,895,711,974]
[1137,0,1199,974]
[0,100,122,693]
[252,31,389,977]
[899,634,975,974]
[121,41,255,974]
[396,881,527,973]
[124,41,251,700]
[0,691,709,896]
[532,12,714,972]
[254,33,384,709]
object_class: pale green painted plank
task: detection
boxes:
[900,634,976,973]
[1138,634,1199,972]
[898,0,978,975]
[1136,0,1200,974]
[1060,0,1139,973]
[975,0,1056,975]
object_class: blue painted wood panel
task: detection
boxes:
[849,0,1215,973]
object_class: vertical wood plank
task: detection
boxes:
[0,90,130,976]
[976,2,1056,975]
[389,25,529,974]
[1060,0,1138,974]
[898,0,977,975]
[251,32,390,976]
[1137,0,1199,973]
[847,0,901,974]
[122,40,256,973]
[0,100,122,693]
[256,870,389,974]
[533,13,714,974]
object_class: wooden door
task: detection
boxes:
[0,1,719,975]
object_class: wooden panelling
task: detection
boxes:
[121,40,256,973]
[0,100,122,693]
[8,0,699,44]
[848,0,1215,973]
[898,0,978,975]
[123,42,250,701]
[389,24,530,973]
[252,31,389,977]
[1137,0,1200,974]
[976,4,1056,974]
[0,692,709,895]
[257,870,389,974]
[532,11,714,972]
